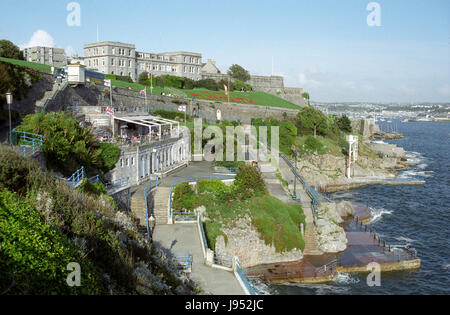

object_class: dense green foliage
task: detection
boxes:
[0,40,23,60]
[336,115,353,133]
[0,145,197,295]
[16,112,120,176]
[96,143,121,172]
[304,135,325,154]
[77,178,108,196]
[0,61,42,123]
[227,64,251,82]
[0,189,101,294]
[296,106,328,138]
[251,117,298,155]
[172,165,305,253]
[231,79,253,92]
[105,74,133,83]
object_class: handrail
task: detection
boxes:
[144,178,159,240]
[55,166,86,188]
[234,259,259,295]
[280,153,319,221]
[198,215,208,253]
[11,130,43,157]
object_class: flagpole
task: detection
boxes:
[228,76,230,103]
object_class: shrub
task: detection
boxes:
[77,178,108,196]
[96,142,121,173]
[0,189,101,294]
[172,183,198,211]
[16,112,119,176]
[337,115,353,133]
[304,135,324,153]
[233,164,267,199]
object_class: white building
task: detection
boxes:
[23,46,67,67]
[83,41,202,81]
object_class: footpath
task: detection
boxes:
[150,162,245,295]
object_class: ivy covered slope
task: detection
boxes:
[0,144,199,295]
[173,164,306,253]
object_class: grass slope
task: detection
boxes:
[0,56,53,73]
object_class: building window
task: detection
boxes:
[112,48,115,54]
[120,159,123,167]
[111,59,115,66]
[131,157,134,166]
[126,158,129,166]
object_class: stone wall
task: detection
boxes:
[45,83,302,124]
[351,118,381,139]
[11,73,54,116]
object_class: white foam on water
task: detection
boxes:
[395,236,416,244]
[401,170,434,178]
[252,280,275,295]
[405,151,426,165]
[369,206,393,224]
[282,282,350,295]
[335,272,360,285]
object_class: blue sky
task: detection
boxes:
[0,0,449,103]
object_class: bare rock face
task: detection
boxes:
[336,201,355,218]
[315,202,354,253]
[214,216,304,268]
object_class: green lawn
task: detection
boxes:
[0,56,53,73]
[180,88,301,110]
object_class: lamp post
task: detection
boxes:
[6,91,13,147]
[149,214,156,243]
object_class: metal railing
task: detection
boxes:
[235,259,259,295]
[169,251,193,273]
[214,253,233,269]
[105,177,130,192]
[11,130,43,157]
[144,178,159,240]
[198,215,209,253]
[55,166,86,188]
[280,153,320,221]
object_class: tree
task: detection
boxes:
[297,106,328,138]
[227,64,250,82]
[337,115,352,133]
[0,40,22,60]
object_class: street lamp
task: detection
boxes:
[149,214,156,243]
[6,91,13,147]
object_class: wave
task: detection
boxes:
[335,272,360,285]
[395,236,416,244]
[369,206,393,224]
[401,170,434,178]
[405,151,426,165]
[281,282,351,295]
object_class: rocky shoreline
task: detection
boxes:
[296,140,425,193]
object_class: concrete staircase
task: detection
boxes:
[302,204,323,256]
[153,187,171,226]
[130,187,147,232]
[35,81,68,112]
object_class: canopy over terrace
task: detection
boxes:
[112,115,180,142]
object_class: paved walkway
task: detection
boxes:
[152,161,245,295]
[153,224,245,295]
